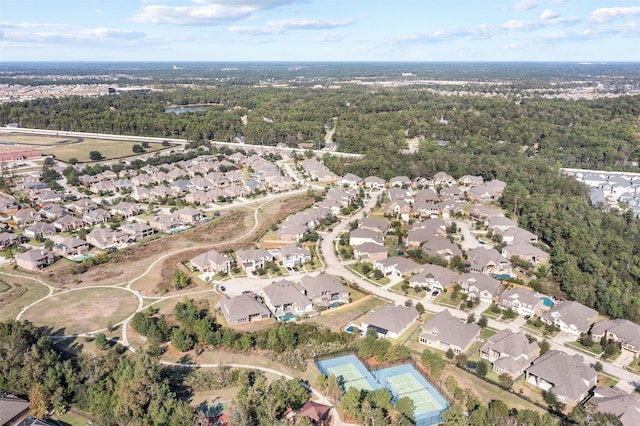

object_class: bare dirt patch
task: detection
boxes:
[22,287,138,335]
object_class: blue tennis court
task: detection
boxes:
[315,355,448,425]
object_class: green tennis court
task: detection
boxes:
[387,373,444,414]
[328,363,374,391]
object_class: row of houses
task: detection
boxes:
[567,170,640,217]
[216,273,350,324]
[190,244,313,274]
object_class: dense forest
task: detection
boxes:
[2,87,639,170]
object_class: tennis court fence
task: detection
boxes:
[409,357,456,406]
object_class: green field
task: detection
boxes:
[0,280,9,293]
[46,139,170,162]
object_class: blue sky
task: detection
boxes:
[1,0,639,62]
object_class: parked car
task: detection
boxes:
[431,290,440,297]
[220,286,226,292]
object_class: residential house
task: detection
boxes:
[258,279,313,317]
[486,216,517,233]
[421,237,462,261]
[373,257,424,278]
[469,206,504,221]
[419,309,480,354]
[235,247,274,271]
[358,217,390,234]
[121,223,155,240]
[388,176,411,188]
[173,207,203,224]
[467,247,510,275]
[412,200,440,219]
[388,187,415,204]
[479,329,540,378]
[540,301,598,336]
[499,287,544,317]
[0,232,21,249]
[361,305,420,339]
[278,243,312,268]
[364,176,386,190]
[148,214,186,233]
[383,200,412,220]
[353,242,388,263]
[300,273,349,306]
[408,265,458,291]
[83,208,111,226]
[23,221,57,239]
[525,350,597,405]
[217,293,272,325]
[277,224,307,243]
[433,171,455,186]
[86,228,131,249]
[12,209,40,227]
[15,248,57,271]
[414,188,440,203]
[53,215,84,232]
[459,272,503,304]
[337,173,362,188]
[500,227,539,245]
[589,386,640,426]
[349,228,384,246]
[458,175,484,187]
[502,243,549,265]
[41,204,69,220]
[0,394,30,426]
[591,319,640,357]
[110,202,145,218]
[53,236,91,257]
[68,198,99,214]
[297,401,332,425]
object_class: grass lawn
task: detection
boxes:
[445,365,547,415]
[393,320,422,345]
[347,263,389,286]
[433,291,463,308]
[565,341,603,356]
[22,287,139,335]
[0,279,9,293]
[308,295,387,332]
[480,327,498,340]
[626,358,640,374]
[390,281,425,299]
[598,373,619,387]
[51,410,93,426]
[46,138,170,162]
[0,278,50,321]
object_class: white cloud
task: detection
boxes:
[540,9,558,20]
[132,0,300,26]
[0,21,69,29]
[590,7,640,23]
[229,17,353,35]
[1,27,146,44]
[514,0,537,11]
[503,20,540,31]
[316,32,349,43]
[392,25,494,44]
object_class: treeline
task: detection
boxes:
[325,145,640,322]
[131,298,357,370]
[2,86,639,169]
[0,319,315,425]
[0,320,196,425]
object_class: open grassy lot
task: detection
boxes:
[22,287,139,335]
[0,134,71,145]
[0,279,9,293]
[0,133,172,162]
[0,278,49,321]
[46,138,169,162]
[308,294,387,332]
